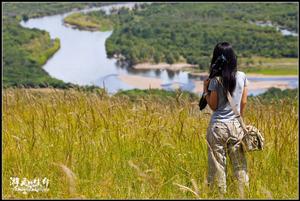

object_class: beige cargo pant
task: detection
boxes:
[206,118,249,195]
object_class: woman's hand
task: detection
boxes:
[203,78,210,92]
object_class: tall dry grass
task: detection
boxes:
[2,88,298,199]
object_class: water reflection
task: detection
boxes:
[154,69,162,77]
[93,73,134,93]
[188,73,208,81]
[161,80,195,92]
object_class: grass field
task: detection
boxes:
[183,56,298,76]
[239,57,298,75]
[2,88,298,199]
[64,12,114,31]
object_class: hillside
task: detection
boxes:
[3,17,65,88]
[2,2,113,88]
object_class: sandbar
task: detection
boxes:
[118,74,163,89]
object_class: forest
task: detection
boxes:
[3,16,65,88]
[103,3,298,67]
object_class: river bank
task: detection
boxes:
[119,73,297,95]
[118,74,163,89]
[193,80,291,94]
[63,22,100,32]
[133,62,198,71]
[189,72,298,78]
[63,12,114,32]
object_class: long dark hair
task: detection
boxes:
[210,42,237,96]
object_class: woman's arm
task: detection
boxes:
[240,86,248,117]
[203,79,218,111]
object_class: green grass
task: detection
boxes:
[239,56,298,75]
[23,33,61,66]
[244,67,298,75]
[3,88,298,199]
[115,88,199,102]
[250,87,298,100]
[64,12,114,31]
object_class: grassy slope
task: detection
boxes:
[3,88,298,199]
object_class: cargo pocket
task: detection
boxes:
[212,123,228,143]
[233,121,244,138]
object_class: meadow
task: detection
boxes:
[239,57,298,75]
[64,12,114,32]
[3,88,298,199]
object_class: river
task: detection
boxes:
[20,3,298,96]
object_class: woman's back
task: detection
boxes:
[208,71,248,123]
[204,42,249,196]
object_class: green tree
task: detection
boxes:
[154,52,161,64]
[22,14,29,22]
[166,53,175,64]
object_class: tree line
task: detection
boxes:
[103,3,297,69]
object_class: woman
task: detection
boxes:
[203,42,249,196]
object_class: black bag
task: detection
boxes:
[198,54,227,111]
[199,94,207,110]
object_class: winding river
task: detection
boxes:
[20,3,298,96]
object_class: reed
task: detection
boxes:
[2,88,298,199]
